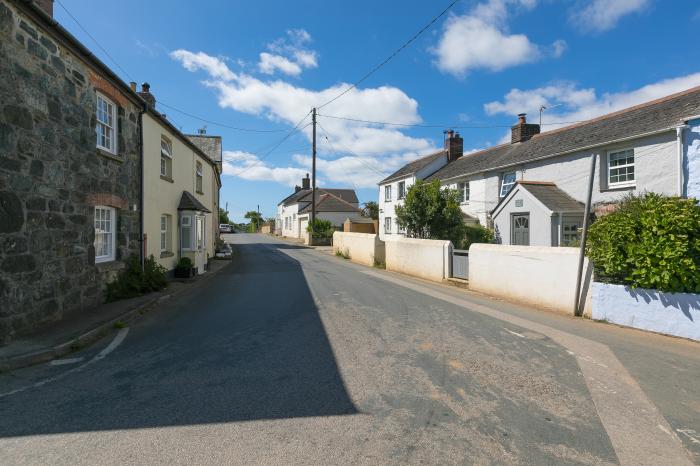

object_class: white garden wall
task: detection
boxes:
[592,283,700,341]
[469,244,592,316]
[384,236,452,282]
[332,232,385,267]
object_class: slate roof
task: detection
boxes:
[298,189,360,213]
[426,86,700,182]
[177,191,211,213]
[187,135,223,164]
[379,150,446,184]
[517,181,584,213]
[280,188,311,207]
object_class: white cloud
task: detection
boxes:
[172,49,439,188]
[257,29,318,76]
[484,72,700,127]
[433,0,563,76]
[571,0,650,33]
[258,53,303,76]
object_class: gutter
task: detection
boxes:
[438,126,676,183]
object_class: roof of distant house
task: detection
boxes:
[426,85,700,182]
[281,188,359,208]
[186,134,223,164]
[379,150,446,185]
[298,190,361,214]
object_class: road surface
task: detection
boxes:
[0,233,698,465]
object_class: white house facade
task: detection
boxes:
[382,86,700,247]
[277,174,360,240]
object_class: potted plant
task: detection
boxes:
[174,257,196,279]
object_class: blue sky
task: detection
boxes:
[56,0,700,222]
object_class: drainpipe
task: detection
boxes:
[139,108,145,271]
[676,124,688,197]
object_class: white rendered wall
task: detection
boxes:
[592,283,700,341]
[332,232,385,267]
[492,185,554,246]
[384,236,452,282]
[469,244,592,316]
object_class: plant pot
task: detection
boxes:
[174,266,196,279]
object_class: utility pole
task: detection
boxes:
[311,107,317,235]
[573,153,597,316]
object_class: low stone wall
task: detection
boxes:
[384,236,452,282]
[332,232,384,267]
[469,244,592,316]
[592,283,700,341]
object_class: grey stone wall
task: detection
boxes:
[0,0,142,344]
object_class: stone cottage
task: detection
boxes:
[0,0,142,343]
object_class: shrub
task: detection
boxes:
[105,255,168,302]
[176,257,193,269]
[461,224,494,250]
[306,218,334,238]
[586,193,700,293]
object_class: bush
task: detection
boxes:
[461,224,494,250]
[176,257,193,269]
[306,218,334,238]
[105,255,168,302]
[586,193,700,293]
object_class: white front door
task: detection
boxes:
[195,215,207,273]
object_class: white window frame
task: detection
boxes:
[500,172,516,198]
[195,215,205,251]
[94,205,116,263]
[196,161,203,193]
[384,185,392,202]
[398,181,406,199]
[384,216,392,234]
[160,136,172,178]
[160,214,171,253]
[96,93,117,154]
[458,181,470,203]
[607,148,635,188]
[181,214,193,250]
[396,218,405,235]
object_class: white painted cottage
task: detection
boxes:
[276,174,360,239]
[382,86,700,246]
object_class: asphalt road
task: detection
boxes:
[0,233,698,465]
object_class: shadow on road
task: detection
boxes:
[0,239,357,437]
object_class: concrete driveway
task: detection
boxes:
[0,233,698,465]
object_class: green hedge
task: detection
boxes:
[586,193,700,293]
[306,218,334,238]
[461,224,494,250]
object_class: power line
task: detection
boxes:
[316,0,460,110]
[318,113,586,129]
[316,122,388,178]
[231,112,313,177]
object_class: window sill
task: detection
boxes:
[160,175,174,183]
[95,259,123,272]
[196,190,204,195]
[96,148,122,163]
[160,251,174,258]
[604,184,635,192]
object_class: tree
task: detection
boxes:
[219,208,231,225]
[361,201,379,220]
[395,180,465,246]
[306,218,334,238]
[244,211,263,232]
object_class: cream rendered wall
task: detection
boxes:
[142,113,217,271]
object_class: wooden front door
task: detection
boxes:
[512,214,530,246]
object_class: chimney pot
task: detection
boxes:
[446,130,463,163]
[511,113,540,144]
[138,82,156,109]
[129,81,137,92]
[142,82,150,92]
[302,173,310,190]
[34,0,53,18]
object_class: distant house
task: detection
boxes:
[277,174,360,239]
[382,86,700,246]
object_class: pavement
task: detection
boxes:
[0,233,698,465]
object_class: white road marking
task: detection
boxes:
[677,429,700,445]
[48,357,84,366]
[0,328,129,399]
[503,328,525,338]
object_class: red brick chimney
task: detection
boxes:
[511,113,540,143]
[302,173,310,190]
[34,0,53,17]
[138,82,156,109]
[445,130,463,162]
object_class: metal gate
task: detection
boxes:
[452,249,469,279]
